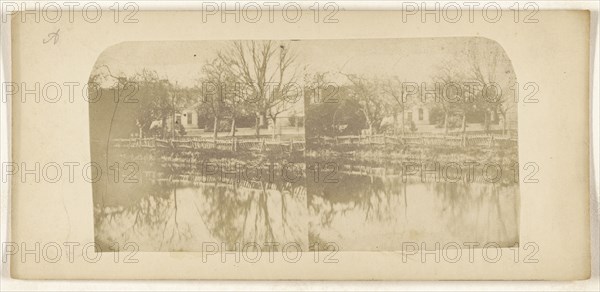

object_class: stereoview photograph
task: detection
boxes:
[87,37,520,253]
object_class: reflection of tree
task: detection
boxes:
[95,177,307,251]
[308,173,409,249]
[196,181,305,250]
[310,174,407,225]
[309,172,519,249]
[95,182,190,251]
[158,187,194,250]
[430,182,516,245]
[198,183,255,247]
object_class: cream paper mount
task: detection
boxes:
[7,10,591,280]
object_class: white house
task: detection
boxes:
[180,108,199,130]
[379,105,431,133]
[380,102,517,134]
[405,105,430,126]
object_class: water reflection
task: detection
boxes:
[308,173,519,251]
[95,174,307,252]
[94,149,519,252]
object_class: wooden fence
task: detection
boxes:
[113,133,516,153]
[307,133,517,148]
[112,137,306,153]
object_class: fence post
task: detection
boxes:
[290,138,294,152]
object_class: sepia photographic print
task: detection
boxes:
[90,38,519,252]
[6,8,592,282]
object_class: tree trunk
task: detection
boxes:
[271,117,277,140]
[261,112,268,129]
[401,110,406,135]
[444,111,449,134]
[483,111,490,133]
[255,114,261,138]
[362,111,372,135]
[393,110,398,135]
[213,116,219,142]
[161,117,167,139]
[501,112,507,135]
[230,118,236,137]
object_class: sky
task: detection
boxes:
[90,37,512,88]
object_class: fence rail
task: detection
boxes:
[112,137,306,153]
[307,133,517,148]
[113,132,517,152]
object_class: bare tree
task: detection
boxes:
[217,41,300,138]
[199,58,235,141]
[341,73,388,135]
[102,68,175,139]
[382,76,413,135]
[465,38,516,135]
[433,61,477,134]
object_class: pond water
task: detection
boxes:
[308,173,519,251]
[94,157,519,252]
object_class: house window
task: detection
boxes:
[418,108,424,121]
[407,111,413,122]
[186,112,193,125]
